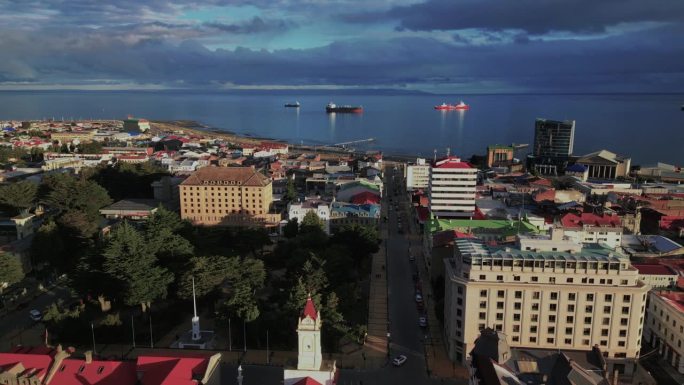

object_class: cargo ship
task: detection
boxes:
[284,101,300,108]
[434,101,469,110]
[326,103,363,113]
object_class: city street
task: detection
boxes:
[0,285,72,350]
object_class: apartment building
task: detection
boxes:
[406,158,430,191]
[429,157,477,219]
[444,234,648,375]
[288,199,331,234]
[633,264,679,289]
[644,291,684,374]
[179,166,277,226]
[557,213,623,250]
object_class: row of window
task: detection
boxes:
[476,274,631,286]
[480,290,634,303]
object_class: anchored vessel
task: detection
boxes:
[284,101,300,108]
[434,101,469,110]
[325,103,363,113]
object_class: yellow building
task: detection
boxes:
[50,130,96,144]
[180,166,277,226]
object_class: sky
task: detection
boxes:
[0,0,683,93]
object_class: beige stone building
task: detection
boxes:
[444,235,649,375]
[180,166,278,226]
[644,291,684,374]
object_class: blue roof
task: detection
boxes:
[3,126,16,131]
[566,164,587,172]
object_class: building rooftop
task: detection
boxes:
[100,199,159,213]
[50,358,137,385]
[456,238,628,263]
[632,264,677,276]
[559,213,621,228]
[432,156,473,169]
[655,291,684,313]
[181,166,270,187]
[428,217,539,236]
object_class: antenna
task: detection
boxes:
[433,149,437,162]
[446,147,451,157]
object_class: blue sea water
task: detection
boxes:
[0,91,682,165]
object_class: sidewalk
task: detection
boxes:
[365,201,389,358]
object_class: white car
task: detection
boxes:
[29,309,42,321]
[392,355,407,366]
[419,316,428,327]
[415,294,423,303]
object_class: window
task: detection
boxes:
[566,316,574,323]
[602,318,610,325]
[600,340,607,346]
[549,277,556,283]
[585,305,593,313]
[480,290,487,297]
[549,304,557,311]
[565,338,572,344]
[480,301,486,309]
[604,306,611,314]
[568,304,575,312]
[497,302,504,310]
[513,276,521,282]
[513,325,520,332]
[479,275,486,280]
[496,313,503,321]
[604,294,612,301]
[584,317,592,325]
[532,303,539,311]
[496,275,503,281]
[479,312,486,320]
[514,314,521,321]
[587,294,594,301]
[583,328,591,336]
[566,278,574,283]
[550,292,558,300]
[623,295,631,303]
[512,336,520,342]
[531,315,539,322]
[619,330,627,337]
[549,315,556,323]
[568,293,576,301]
[547,326,555,334]
[497,290,505,298]
[547,338,555,344]
[514,302,521,310]
[601,329,609,336]
[531,276,539,282]
[582,339,590,345]
[515,291,522,299]
[622,307,629,315]
[530,326,538,333]
[530,337,537,343]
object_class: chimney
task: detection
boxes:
[84,351,93,364]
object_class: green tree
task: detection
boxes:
[76,141,103,154]
[283,218,299,238]
[30,218,64,271]
[301,211,324,231]
[217,257,266,322]
[0,253,24,288]
[330,224,379,266]
[0,181,38,214]
[144,206,194,271]
[284,177,297,202]
[177,256,234,299]
[102,222,174,311]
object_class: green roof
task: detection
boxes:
[428,217,539,236]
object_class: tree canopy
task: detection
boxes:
[102,222,174,311]
[0,253,24,287]
[0,181,38,214]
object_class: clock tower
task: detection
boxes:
[297,296,323,371]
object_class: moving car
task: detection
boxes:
[392,355,408,366]
[408,255,415,262]
[415,293,423,303]
[29,309,42,321]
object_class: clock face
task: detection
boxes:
[303,337,313,351]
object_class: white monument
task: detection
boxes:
[283,296,338,385]
[173,277,216,349]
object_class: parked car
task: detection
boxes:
[408,255,415,262]
[415,293,423,303]
[392,355,408,366]
[29,309,42,321]
[419,316,428,327]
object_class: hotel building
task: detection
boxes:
[444,233,648,375]
[531,118,576,175]
[429,157,477,219]
[180,166,277,226]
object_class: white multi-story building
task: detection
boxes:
[558,213,623,250]
[287,199,331,234]
[406,158,430,191]
[633,264,679,289]
[429,157,477,218]
[444,234,648,375]
[644,291,684,374]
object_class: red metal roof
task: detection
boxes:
[560,213,621,228]
[294,377,323,385]
[657,292,684,313]
[302,296,318,321]
[432,156,472,169]
[351,191,381,205]
[50,358,137,385]
[0,350,54,381]
[136,356,209,385]
[633,264,677,276]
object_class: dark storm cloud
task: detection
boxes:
[349,0,684,34]
[1,22,683,92]
[204,17,294,34]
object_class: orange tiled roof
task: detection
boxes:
[181,166,270,187]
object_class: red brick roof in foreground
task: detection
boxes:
[560,213,621,228]
[294,377,323,385]
[633,264,677,276]
[301,297,318,321]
